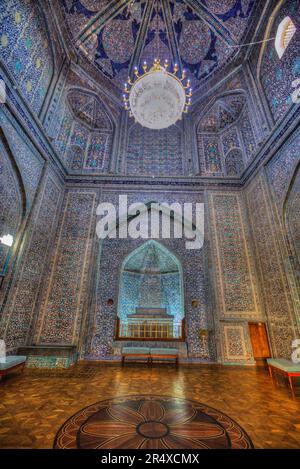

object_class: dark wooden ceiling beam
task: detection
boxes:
[183,0,237,46]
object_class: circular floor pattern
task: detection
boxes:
[54,395,253,449]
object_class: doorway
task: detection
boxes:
[248,322,271,365]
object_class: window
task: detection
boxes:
[275,16,296,59]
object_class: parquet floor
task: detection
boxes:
[0,363,300,449]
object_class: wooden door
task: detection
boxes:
[248,322,271,361]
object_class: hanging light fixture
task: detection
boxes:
[123,58,192,129]
[123,0,192,129]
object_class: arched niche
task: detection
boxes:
[67,88,114,132]
[195,92,246,133]
[53,87,115,172]
[195,92,254,176]
[0,129,26,278]
[117,240,185,339]
[284,164,300,268]
[83,198,211,359]
[257,0,299,122]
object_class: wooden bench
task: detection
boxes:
[150,348,179,367]
[122,347,151,366]
[121,347,179,366]
[0,356,27,380]
[267,358,300,399]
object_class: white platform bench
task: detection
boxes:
[121,347,179,366]
[0,356,27,380]
[267,358,300,399]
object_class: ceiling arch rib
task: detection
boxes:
[128,0,155,76]
[77,0,132,44]
[183,0,237,47]
[161,0,183,73]
[57,0,259,94]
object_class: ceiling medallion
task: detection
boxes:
[123,59,192,130]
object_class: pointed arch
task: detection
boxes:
[53,86,115,171]
[257,0,299,121]
[120,239,183,278]
[117,240,185,327]
[67,87,115,131]
[195,91,255,176]
[256,0,286,82]
[99,199,203,244]
[283,161,300,265]
[0,128,27,276]
[195,91,246,130]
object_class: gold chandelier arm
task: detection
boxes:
[123,59,192,125]
[180,70,186,81]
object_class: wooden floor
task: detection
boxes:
[0,363,300,449]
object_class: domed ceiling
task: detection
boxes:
[59,0,258,98]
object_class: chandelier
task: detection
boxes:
[123,59,192,130]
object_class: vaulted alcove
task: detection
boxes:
[0,0,300,451]
[117,240,184,339]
